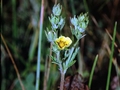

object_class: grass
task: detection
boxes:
[35,0,45,90]
[88,54,98,89]
[106,22,117,90]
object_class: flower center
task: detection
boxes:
[58,40,66,48]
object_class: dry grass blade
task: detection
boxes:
[106,29,120,53]
[1,33,25,90]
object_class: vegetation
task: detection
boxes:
[1,0,120,90]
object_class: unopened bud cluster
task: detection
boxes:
[70,13,89,40]
[49,4,65,30]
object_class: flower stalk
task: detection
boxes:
[60,71,65,90]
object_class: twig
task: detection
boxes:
[1,33,25,90]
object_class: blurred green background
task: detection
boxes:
[1,0,120,90]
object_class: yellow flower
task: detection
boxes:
[55,36,72,50]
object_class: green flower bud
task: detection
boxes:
[78,13,89,30]
[70,16,78,27]
[49,15,65,30]
[59,16,65,30]
[52,4,62,16]
[70,13,89,33]
[49,15,59,29]
[45,29,57,43]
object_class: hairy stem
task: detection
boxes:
[60,71,65,90]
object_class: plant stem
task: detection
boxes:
[56,50,65,90]
[74,39,79,47]
[35,0,44,90]
[47,43,52,81]
[88,54,98,89]
[43,43,52,90]
[106,22,117,90]
[60,71,65,90]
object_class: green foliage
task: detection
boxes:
[1,0,120,90]
[14,73,35,90]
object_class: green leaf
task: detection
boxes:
[67,60,76,68]
[51,56,60,65]
[63,62,67,70]
[70,47,79,62]
[63,60,76,71]
[70,26,75,35]
[26,73,35,84]
[62,49,69,61]
[51,55,56,61]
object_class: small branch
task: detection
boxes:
[1,33,25,90]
